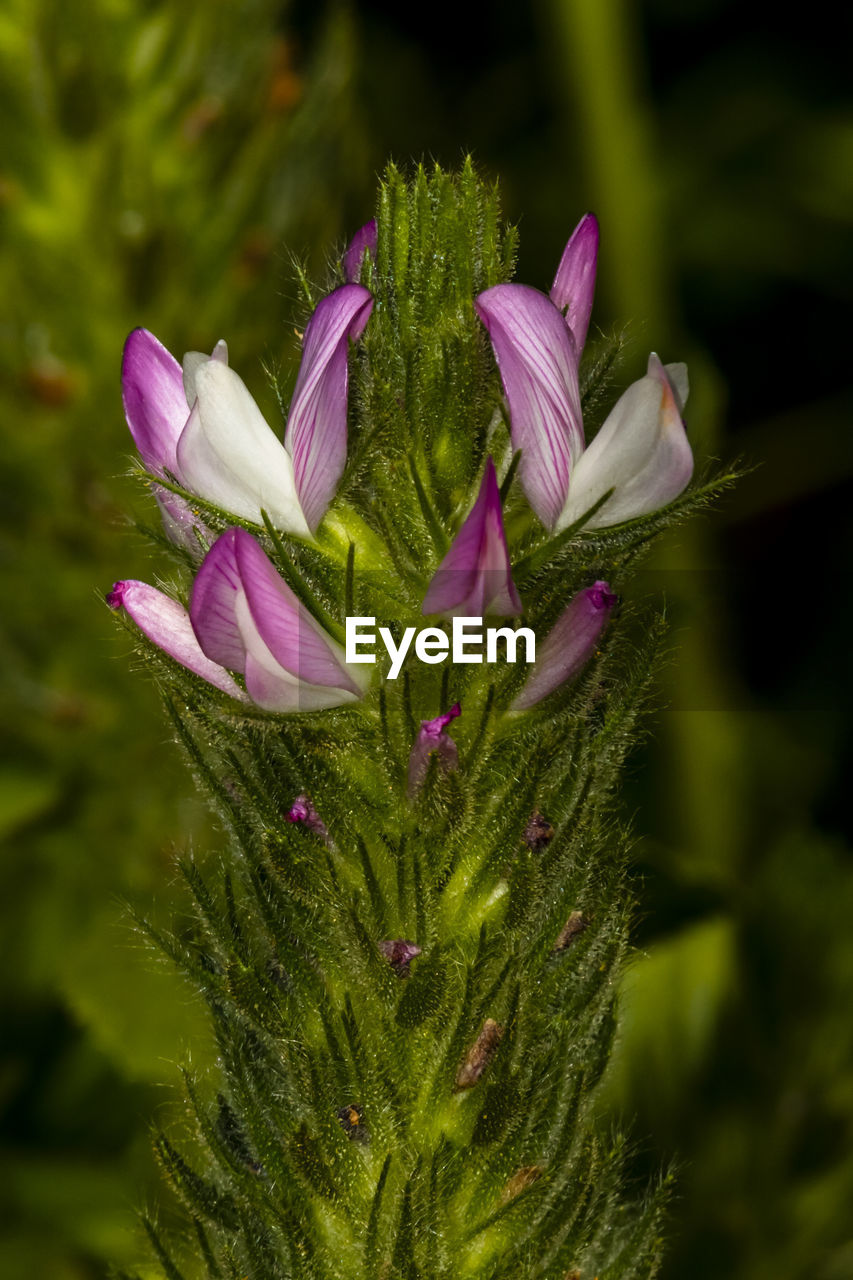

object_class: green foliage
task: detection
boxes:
[105,162,732,1279]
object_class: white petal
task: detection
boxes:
[176,361,311,537]
[556,356,693,530]
[182,340,229,408]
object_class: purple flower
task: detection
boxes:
[343,219,377,283]
[378,939,422,975]
[109,528,367,712]
[286,794,329,841]
[476,279,692,533]
[512,581,617,711]
[190,528,366,712]
[122,284,373,539]
[408,702,461,795]
[421,457,521,617]
[107,579,247,700]
[550,212,599,354]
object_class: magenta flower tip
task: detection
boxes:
[589,580,618,611]
[408,702,462,796]
[286,794,329,840]
[421,702,461,737]
[106,581,127,610]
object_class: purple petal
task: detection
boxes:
[558,354,693,530]
[285,285,374,533]
[408,702,461,795]
[512,582,616,711]
[422,458,522,617]
[107,579,245,699]
[476,285,584,531]
[121,329,189,477]
[190,529,363,712]
[235,531,362,694]
[343,219,377,283]
[550,213,599,353]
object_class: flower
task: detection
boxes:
[109,528,367,712]
[511,581,617,710]
[190,527,366,712]
[106,579,246,700]
[122,283,373,539]
[421,457,521,617]
[343,219,377,283]
[408,702,461,795]
[550,212,599,354]
[476,283,692,534]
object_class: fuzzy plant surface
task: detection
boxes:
[107,160,733,1280]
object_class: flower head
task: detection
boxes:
[190,527,366,712]
[122,284,373,539]
[512,581,617,710]
[109,529,367,713]
[408,702,461,796]
[476,232,692,533]
[422,458,521,617]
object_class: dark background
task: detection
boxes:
[2,1,852,1275]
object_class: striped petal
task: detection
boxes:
[512,582,616,711]
[191,528,363,712]
[476,284,584,531]
[176,361,312,538]
[550,212,599,353]
[285,284,374,533]
[121,328,188,477]
[107,579,245,699]
[422,458,521,617]
[558,354,692,531]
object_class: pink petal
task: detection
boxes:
[422,458,522,617]
[550,212,599,352]
[121,329,189,478]
[285,284,374,533]
[558,354,693,530]
[343,219,377,283]
[512,582,616,711]
[107,579,245,699]
[475,285,584,531]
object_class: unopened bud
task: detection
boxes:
[524,810,554,851]
[378,939,422,976]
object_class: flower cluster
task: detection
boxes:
[110,215,691,734]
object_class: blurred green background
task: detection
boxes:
[2,1,852,1276]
